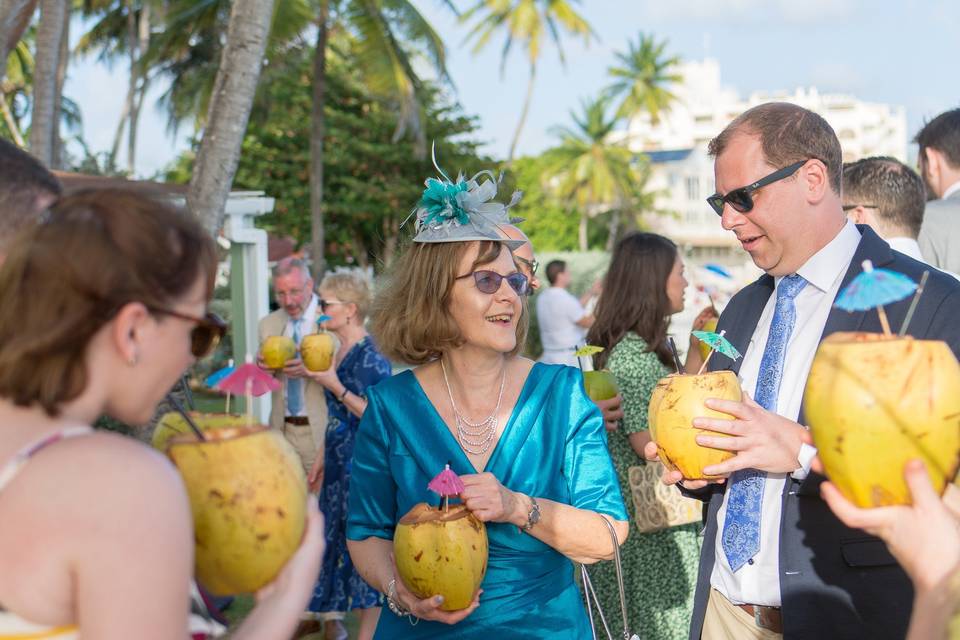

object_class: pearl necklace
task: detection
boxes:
[440,358,506,456]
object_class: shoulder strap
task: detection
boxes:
[0,426,94,493]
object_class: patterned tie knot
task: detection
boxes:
[777,274,807,302]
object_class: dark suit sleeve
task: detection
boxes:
[922,288,960,358]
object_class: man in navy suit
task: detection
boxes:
[647,102,960,640]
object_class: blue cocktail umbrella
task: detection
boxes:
[835,260,917,336]
[204,359,235,388]
[704,263,733,279]
[693,329,741,375]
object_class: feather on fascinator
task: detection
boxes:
[405,145,525,250]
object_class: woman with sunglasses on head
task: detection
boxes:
[303,272,391,640]
[0,190,324,640]
[345,170,629,639]
[586,232,716,640]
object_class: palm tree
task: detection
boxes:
[0,0,37,64]
[460,0,593,162]
[187,0,275,235]
[1,37,31,145]
[542,96,653,250]
[76,0,156,173]
[606,32,681,125]
[29,0,68,166]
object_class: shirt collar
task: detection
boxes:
[776,220,861,294]
[943,180,960,200]
[885,236,923,261]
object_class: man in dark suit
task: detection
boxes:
[646,102,960,640]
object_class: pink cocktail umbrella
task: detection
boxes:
[216,355,281,425]
[428,463,465,512]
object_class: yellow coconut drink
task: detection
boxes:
[804,332,960,507]
[393,464,488,611]
[649,370,742,479]
[167,424,307,595]
[260,335,296,369]
[151,411,248,451]
[301,332,335,372]
[574,345,620,401]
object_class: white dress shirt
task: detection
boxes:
[943,180,960,200]
[536,287,588,366]
[710,221,861,607]
[282,294,318,418]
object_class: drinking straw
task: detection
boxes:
[667,337,684,374]
[898,270,930,337]
[165,392,206,441]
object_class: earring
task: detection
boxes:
[128,351,139,367]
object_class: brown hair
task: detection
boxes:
[320,272,372,321]
[842,157,925,237]
[708,102,842,195]
[0,189,217,416]
[587,232,677,370]
[914,108,960,170]
[0,138,62,252]
[371,240,528,364]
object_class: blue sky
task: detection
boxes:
[64,0,960,178]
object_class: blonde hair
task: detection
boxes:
[320,272,371,321]
[371,241,528,365]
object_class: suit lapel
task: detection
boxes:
[711,275,775,376]
[818,225,893,338]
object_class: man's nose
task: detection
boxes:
[720,204,747,231]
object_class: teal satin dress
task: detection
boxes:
[347,362,628,639]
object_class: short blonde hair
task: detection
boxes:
[319,272,371,320]
[371,241,528,365]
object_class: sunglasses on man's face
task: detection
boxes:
[456,270,529,296]
[706,160,808,216]
[149,307,227,358]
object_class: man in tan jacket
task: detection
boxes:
[258,257,332,481]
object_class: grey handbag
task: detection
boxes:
[579,516,641,640]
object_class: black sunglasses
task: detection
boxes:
[706,160,808,216]
[319,299,344,312]
[456,270,529,296]
[149,307,227,358]
[514,254,540,275]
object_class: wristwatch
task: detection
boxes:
[520,496,541,532]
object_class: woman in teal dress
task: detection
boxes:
[346,169,629,639]
[586,232,717,640]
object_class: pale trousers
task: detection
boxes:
[280,421,319,480]
[701,589,782,640]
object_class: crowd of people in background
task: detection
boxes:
[1,104,960,640]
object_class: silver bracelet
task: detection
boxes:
[386,578,418,624]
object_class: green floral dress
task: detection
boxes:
[589,333,701,640]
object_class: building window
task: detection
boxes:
[686,176,699,201]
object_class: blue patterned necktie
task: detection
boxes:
[721,273,808,572]
[286,318,304,416]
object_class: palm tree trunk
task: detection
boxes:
[0,0,37,65]
[507,63,536,163]
[29,0,67,166]
[309,0,329,281]
[605,209,620,251]
[187,0,275,236]
[126,1,150,175]
[50,9,68,169]
[578,211,588,251]
[109,99,130,170]
[0,95,24,146]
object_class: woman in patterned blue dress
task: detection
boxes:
[305,272,392,640]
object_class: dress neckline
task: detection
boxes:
[407,361,542,474]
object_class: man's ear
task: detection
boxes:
[803,158,829,205]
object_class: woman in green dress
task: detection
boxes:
[586,232,717,640]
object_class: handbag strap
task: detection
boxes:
[580,516,633,640]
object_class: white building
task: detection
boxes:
[631,58,908,284]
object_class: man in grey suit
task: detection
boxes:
[917,108,960,273]
[646,103,960,639]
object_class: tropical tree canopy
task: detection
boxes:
[606,32,681,124]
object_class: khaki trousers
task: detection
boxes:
[280,421,319,479]
[702,589,782,640]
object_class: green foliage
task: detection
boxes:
[502,154,580,251]
[606,32,682,123]
[166,43,488,270]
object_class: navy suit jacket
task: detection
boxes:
[687,226,960,640]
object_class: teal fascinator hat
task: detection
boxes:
[407,146,525,250]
